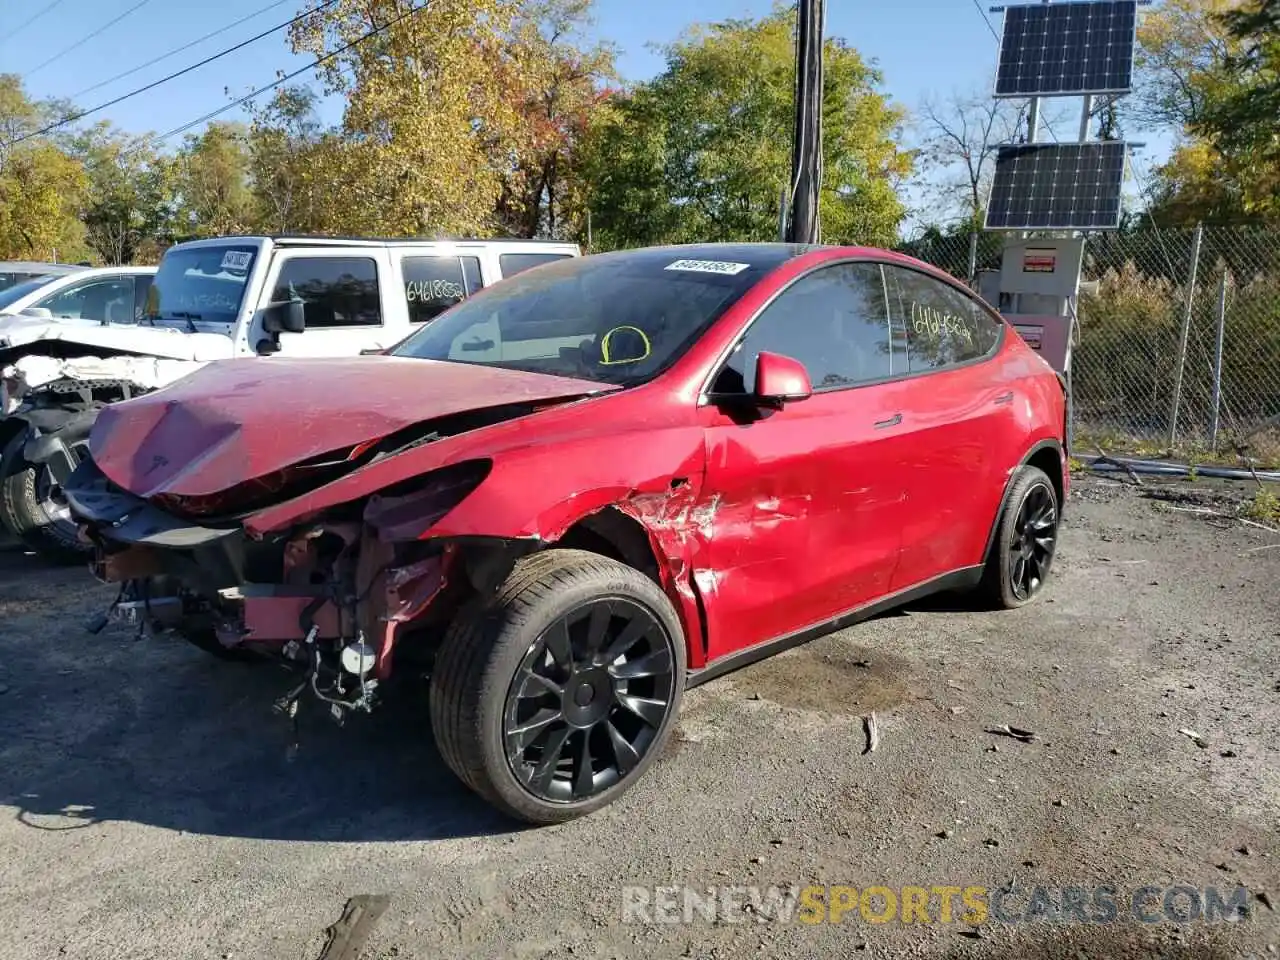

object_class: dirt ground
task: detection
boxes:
[0,472,1277,960]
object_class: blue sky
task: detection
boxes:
[0,0,1020,133]
[2,0,1171,218]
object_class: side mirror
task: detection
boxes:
[263,299,305,334]
[754,351,812,406]
[19,307,53,319]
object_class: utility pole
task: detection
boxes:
[786,0,824,244]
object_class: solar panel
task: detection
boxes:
[994,0,1137,98]
[984,142,1127,230]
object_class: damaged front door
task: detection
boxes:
[693,261,910,662]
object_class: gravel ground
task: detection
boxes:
[0,473,1277,960]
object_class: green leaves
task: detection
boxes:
[579,8,911,250]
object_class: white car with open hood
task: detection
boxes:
[0,235,580,561]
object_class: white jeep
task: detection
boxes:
[0,235,580,561]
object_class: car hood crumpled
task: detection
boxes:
[89,355,618,499]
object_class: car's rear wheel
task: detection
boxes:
[429,549,685,825]
[980,464,1060,609]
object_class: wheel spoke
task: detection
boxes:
[516,668,563,699]
[572,730,595,798]
[607,646,672,681]
[1011,554,1027,593]
[1034,535,1055,553]
[542,619,572,669]
[508,707,563,753]
[606,720,642,775]
[600,615,650,666]
[617,693,667,728]
[584,602,613,657]
[528,725,572,793]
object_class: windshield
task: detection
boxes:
[144,244,258,326]
[390,249,764,385]
[0,276,58,311]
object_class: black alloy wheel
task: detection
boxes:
[429,549,687,825]
[1008,480,1058,601]
[979,463,1061,609]
[503,597,676,803]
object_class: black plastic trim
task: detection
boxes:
[685,565,984,689]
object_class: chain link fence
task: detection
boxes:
[897,225,1280,468]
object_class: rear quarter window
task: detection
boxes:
[883,265,1003,372]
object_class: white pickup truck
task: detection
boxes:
[0,235,580,561]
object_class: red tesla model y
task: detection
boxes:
[67,243,1067,824]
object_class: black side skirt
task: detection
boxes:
[684,565,984,689]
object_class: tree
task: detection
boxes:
[1131,0,1242,130]
[290,0,527,237]
[171,122,253,238]
[495,0,616,239]
[246,86,334,234]
[0,73,89,260]
[911,91,1026,231]
[1192,0,1280,217]
[70,123,174,263]
[581,6,911,250]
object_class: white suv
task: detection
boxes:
[0,235,580,560]
[0,265,156,324]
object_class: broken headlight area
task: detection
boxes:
[67,454,498,723]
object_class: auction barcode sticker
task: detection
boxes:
[664,259,750,275]
[220,250,253,271]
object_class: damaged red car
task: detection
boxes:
[66,243,1068,824]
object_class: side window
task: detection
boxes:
[498,252,571,278]
[461,256,482,295]
[712,262,902,394]
[133,275,154,322]
[35,277,137,323]
[883,266,1002,372]
[271,257,381,328]
[402,256,467,324]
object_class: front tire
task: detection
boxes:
[429,549,686,825]
[0,434,88,564]
[979,464,1060,609]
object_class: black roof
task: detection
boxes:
[589,242,824,273]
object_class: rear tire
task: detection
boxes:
[979,464,1061,609]
[0,434,88,565]
[429,549,686,825]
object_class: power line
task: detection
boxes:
[137,1,431,153]
[7,0,67,39]
[23,0,153,79]
[68,0,295,101]
[7,0,341,147]
[969,0,1001,42]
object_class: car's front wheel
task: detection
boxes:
[0,432,90,564]
[980,464,1061,608]
[429,549,686,825]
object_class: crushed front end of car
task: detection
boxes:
[67,452,499,720]
[62,355,614,725]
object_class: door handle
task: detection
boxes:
[874,412,902,429]
[993,391,1014,406]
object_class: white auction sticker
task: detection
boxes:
[664,259,750,276]
[220,250,253,271]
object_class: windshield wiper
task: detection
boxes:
[158,311,202,332]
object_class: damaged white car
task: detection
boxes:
[0,235,579,561]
